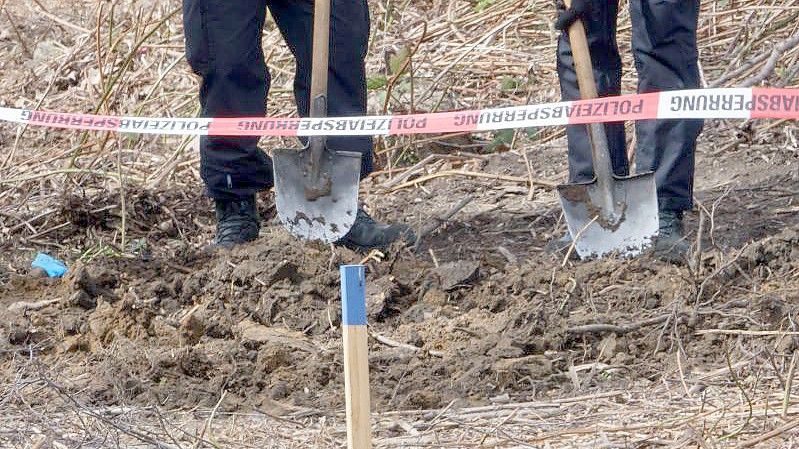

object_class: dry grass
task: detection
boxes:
[2,354,799,448]
[1,0,797,247]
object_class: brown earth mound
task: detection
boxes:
[2,167,797,416]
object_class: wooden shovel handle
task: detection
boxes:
[563,0,598,100]
[562,0,616,189]
[310,0,330,118]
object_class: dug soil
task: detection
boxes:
[2,138,798,417]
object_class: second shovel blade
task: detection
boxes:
[272,146,362,243]
[557,172,659,259]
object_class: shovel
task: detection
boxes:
[555,4,659,259]
[272,0,362,243]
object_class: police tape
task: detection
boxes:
[0,88,797,138]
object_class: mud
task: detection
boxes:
[1,154,798,415]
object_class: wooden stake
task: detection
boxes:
[340,265,373,449]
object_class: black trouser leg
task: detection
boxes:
[557,0,629,184]
[183,0,272,200]
[268,0,373,179]
[630,0,704,212]
[183,0,373,201]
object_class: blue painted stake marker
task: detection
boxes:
[340,265,373,449]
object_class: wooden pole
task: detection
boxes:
[340,265,373,449]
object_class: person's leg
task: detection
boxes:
[631,0,703,213]
[268,0,373,177]
[547,0,626,255]
[630,0,703,262]
[184,0,273,199]
[557,0,627,183]
[267,0,414,250]
[183,0,270,246]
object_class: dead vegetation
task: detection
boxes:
[1,0,797,250]
[1,0,799,448]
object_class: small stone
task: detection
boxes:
[61,316,80,335]
[488,343,525,359]
[643,296,660,309]
[157,220,176,236]
[403,390,441,409]
[490,393,511,403]
[59,335,86,353]
[434,261,480,291]
[597,334,617,361]
[69,290,96,310]
[688,383,708,396]
[492,355,553,378]
[179,311,205,345]
[266,261,299,285]
[498,185,528,196]
[29,267,48,278]
[365,276,400,319]
[776,335,797,354]
[8,329,29,345]
[421,288,447,306]
[235,319,316,353]
[270,381,289,399]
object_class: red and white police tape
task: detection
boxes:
[0,88,797,138]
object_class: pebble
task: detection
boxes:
[29,267,48,279]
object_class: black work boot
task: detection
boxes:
[336,208,416,252]
[653,210,690,264]
[213,196,260,248]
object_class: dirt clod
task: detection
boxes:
[434,261,480,291]
[0,155,796,417]
[235,319,317,354]
[69,290,96,309]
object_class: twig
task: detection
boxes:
[359,249,385,265]
[0,169,131,185]
[741,31,799,87]
[8,298,60,313]
[567,314,683,335]
[427,248,440,268]
[195,390,226,449]
[4,9,32,58]
[676,351,691,397]
[25,221,71,240]
[390,170,557,191]
[382,22,428,114]
[115,139,127,251]
[497,246,518,265]
[561,215,598,266]
[783,351,797,418]
[692,200,706,274]
[695,329,799,336]
[720,345,753,441]
[736,415,799,448]
[369,330,444,358]
[413,195,473,251]
[28,0,91,34]
[381,154,463,189]
[37,369,186,449]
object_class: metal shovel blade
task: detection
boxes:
[272,146,362,243]
[557,172,659,259]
